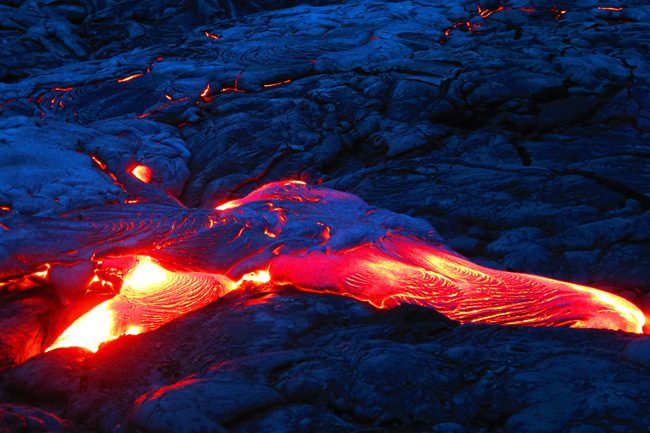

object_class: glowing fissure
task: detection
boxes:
[1,56,244,126]
[441,1,569,43]
[204,31,221,40]
[0,57,166,122]
[220,72,246,93]
[136,96,191,119]
[12,0,614,126]
[596,6,624,11]
[0,206,9,230]
[90,154,130,193]
[262,79,293,88]
[41,181,645,353]
[117,73,143,83]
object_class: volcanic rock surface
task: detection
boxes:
[1,0,650,432]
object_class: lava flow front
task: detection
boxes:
[13,181,645,354]
[47,257,233,352]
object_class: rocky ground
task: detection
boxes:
[1,0,649,432]
[3,284,650,433]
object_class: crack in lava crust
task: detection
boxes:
[1,181,644,353]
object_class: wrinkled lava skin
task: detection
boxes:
[1,181,644,348]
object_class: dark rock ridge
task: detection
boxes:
[1,0,649,432]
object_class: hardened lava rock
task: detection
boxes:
[2,285,650,433]
[1,0,650,432]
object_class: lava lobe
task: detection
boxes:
[1,181,637,353]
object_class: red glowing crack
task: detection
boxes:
[136,96,191,119]
[596,6,624,11]
[1,57,169,122]
[117,73,144,83]
[440,1,568,43]
[204,31,221,40]
[262,79,293,89]
[220,72,246,93]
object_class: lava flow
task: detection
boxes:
[129,164,153,183]
[47,257,234,352]
[10,181,645,354]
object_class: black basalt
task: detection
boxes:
[1,0,649,432]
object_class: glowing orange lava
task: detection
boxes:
[204,31,220,40]
[220,72,246,93]
[47,258,272,352]
[47,257,171,352]
[45,182,646,354]
[47,301,116,353]
[262,79,293,88]
[32,264,51,279]
[232,270,271,290]
[129,164,152,183]
[126,257,168,290]
[596,6,624,11]
[199,83,214,103]
[268,237,644,333]
[117,73,143,83]
[90,155,107,170]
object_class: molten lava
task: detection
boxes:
[47,301,116,353]
[262,79,293,88]
[129,164,153,183]
[117,73,144,83]
[596,6,624,12]
[47,257,234,352]
[204,31,220,40]
[22,181,645,354]
[268,237,644,333]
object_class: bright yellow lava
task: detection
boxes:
[124,256,168,292]
[46,239,646,356]
[46,259,273,353]
[129,164,152,183]
[240,270,271,284]
[46,300,115,353]
[46,257,168,352]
